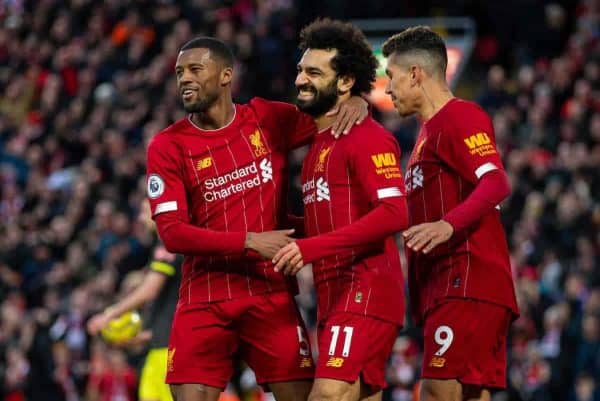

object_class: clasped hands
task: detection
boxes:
[245,230,305,276]
[246,220,455,278]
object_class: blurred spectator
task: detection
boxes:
[87,348,137,401]
[571,372,600,401]
[478,65,513,112]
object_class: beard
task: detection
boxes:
[295,79,338,117]
[182,91,219,113]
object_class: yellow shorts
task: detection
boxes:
[139,348,173,401]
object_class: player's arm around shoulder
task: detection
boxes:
[249,96,369,148]
[246,97,315,149]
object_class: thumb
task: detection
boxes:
[325,104,340,116]
[284,228,295,235]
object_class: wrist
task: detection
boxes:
[295,239,313,264]
[440,219,455,235]
[244,232,255,250]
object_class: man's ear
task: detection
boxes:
[410,65,424,87]
[337,75,356,94]
[220,67,233,86]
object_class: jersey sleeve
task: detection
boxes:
[349,130,406,204]
[437,105,505,184]
[146,134,189,221]
[146,133,246,256]
[296,127,409,264]
[252,98,317,150]
[442,169,510,231]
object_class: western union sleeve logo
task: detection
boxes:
[463,132,497,156]
[371,152,397,168]
[464,132,490,149]
[196,157,213,170]
[372,152,401,178]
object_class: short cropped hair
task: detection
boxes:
[382,26,447,78]
[299,18,378,96]
[180,37,234,67]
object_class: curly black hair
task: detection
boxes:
[299,18,378,96]
[382,26,447,77]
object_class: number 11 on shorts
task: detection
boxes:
[329,326,354,357]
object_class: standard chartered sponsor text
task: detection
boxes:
[203,159,271,202]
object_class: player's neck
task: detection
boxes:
[314,94,349,131]
[313,113,334,132]
[418,82,454,121]
[190,98,235,131]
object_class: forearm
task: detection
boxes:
[155,213,246,255]
[105,272,166,319]
[105,288,151,320]
[297,197,408,264]
[443,169,510,231]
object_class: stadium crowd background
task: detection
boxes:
[0,0,598,400]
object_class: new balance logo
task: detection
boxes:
[196,157,212,170]
[326,357,344,368]
[316,177,330,201]
[371,152,397,168]
[260,158,272,183]
[429,356,446,368]
[464,132,491,149]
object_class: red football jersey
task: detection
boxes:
[146,98,316,304]
[404,98,518,324]
[299,117,406,324]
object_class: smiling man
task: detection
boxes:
[146,37,367,401]
[272,19,409,401]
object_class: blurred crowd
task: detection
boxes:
[0,1,598,401]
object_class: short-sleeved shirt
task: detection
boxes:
[404,98,518,324]
[146,98,316,304]
[144,243,181,349]
[300,117,406,324]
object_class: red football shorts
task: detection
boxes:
[315,312,399,391]
[166,291,314,388]
[421,298,512,389]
